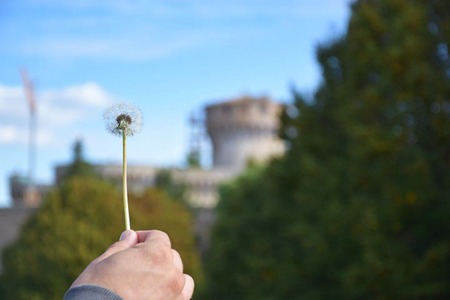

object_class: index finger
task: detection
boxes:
[136,230,171,247]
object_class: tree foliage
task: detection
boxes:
[203,0,450,299]
[186,150,201,169]
[154,169,188,203]
[62,139,97,181]
[0,177,203,299]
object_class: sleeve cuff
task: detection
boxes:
[64,284,124,300]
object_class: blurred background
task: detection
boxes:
[1,0,449,299]
[0,0,350,207]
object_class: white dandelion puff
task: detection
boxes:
[103,102,143,136]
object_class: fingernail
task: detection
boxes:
[119,230,132,241]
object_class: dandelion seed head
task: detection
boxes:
[103,102,143,136]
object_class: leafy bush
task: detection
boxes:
[0,177,203,299]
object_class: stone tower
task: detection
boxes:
[205,96,285,170]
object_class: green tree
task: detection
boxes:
[154,169,187,203]
[0,177,203,299]
[203,0,450,299]
[201,165,292,300]
[186,150,201,169]
[63,139,96,180]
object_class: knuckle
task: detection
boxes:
[183,274,195,299]
[152,230,171,246]
[150,243,172,265]
[168,272,185,295]
[172,249,183,271]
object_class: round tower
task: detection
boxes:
[205,96,285,170]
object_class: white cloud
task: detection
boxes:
[22,39,112,58]
[42,82,112,107]
[0,82,117,146]
[0,85,23,101]
[18,27,256,61]
[0,126,19,143]
[0,85,27,118]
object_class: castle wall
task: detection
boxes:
[173,168,239,208]
[0,207,37,274]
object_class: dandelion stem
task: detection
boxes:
[122,131,130,230]
[104,102,142,231]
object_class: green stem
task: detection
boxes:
[122,131,130,230]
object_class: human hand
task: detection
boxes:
[70,230,195,300]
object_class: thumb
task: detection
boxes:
[119,229,137,243]
[98,230,138,261]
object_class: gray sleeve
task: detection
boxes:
[63,285,124,300]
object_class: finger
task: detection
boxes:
[97,230,138,261]
[172,249,183,272]
[182,274,195,299]
[136,230,171,247]
[119,230,137,243]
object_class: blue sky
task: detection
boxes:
[0,0,352,206]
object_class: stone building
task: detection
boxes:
[0,175,50,273]
[0,207,37,273]
[206,96,284,170]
